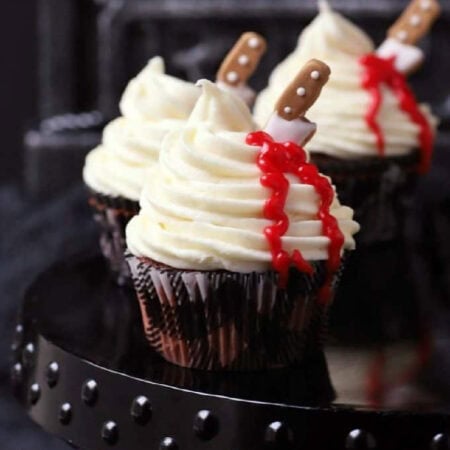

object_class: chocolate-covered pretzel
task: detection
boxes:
[388,0,441,45]
[275,59,331,121]
[217,32,267,87]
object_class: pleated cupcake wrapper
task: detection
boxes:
[87,189,140,285]
[313,153,419,246]
[126,254,336,371]
[312,151,419,180]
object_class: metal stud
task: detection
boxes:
[46,361,59,388]
[160,437,178,450]
[265,421,294,447]
[22,342,35,368]
[101,421,119,445]
[431,433,450,450]
[29,383,41,405]
[345,429,376,449]
[81,379,98,406]
[11,324,24,352]
[193,410,219,441]
[59,402,72,425]
[10,362,23,386]
[130,395,152,425]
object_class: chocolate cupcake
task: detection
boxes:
[254,2,440,343]
[126,76,359,370]
[254,2,438,246]
[83,57,200,284]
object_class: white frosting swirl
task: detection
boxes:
[254,2,437,159]
[83,57,200,200]
[126,80,359,272]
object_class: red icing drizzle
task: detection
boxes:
[359,53,434,173]
[246,131,345,304]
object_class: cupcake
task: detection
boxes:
[126,65,359,370]
[254,1,440,343]
[83,57,200,284]
[254,2,438,245]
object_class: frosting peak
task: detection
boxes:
[83,56,200,200]
[120,57,200,122]
[146,55,165,73]
[295,4,373,63]
[189,79,256,132]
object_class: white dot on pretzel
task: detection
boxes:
[397,30,408,41]
[296,87,306,97]
[310,70,320,80]
[238,54,250,66]
[410,14,422,26]
[420,0,432,11]
[226,71,239,83]
[247,37,260,49]
[283,106,293,115]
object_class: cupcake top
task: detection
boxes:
[83,57,200,201]
[126,80,359,274]
[254,1,438,161]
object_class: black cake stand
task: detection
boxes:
[10,255,450,450]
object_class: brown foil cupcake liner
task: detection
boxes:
[126,254,336,371]
[312,151,419,246]
[87,188,140,285]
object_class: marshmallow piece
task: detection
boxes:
[264,113,317,146]
[377,38,424,74]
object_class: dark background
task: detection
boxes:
[1,1,449,449]
[0,2,37,184]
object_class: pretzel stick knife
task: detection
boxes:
[264,59,331,146]
[376,0,441,75]
[217,32,267,106]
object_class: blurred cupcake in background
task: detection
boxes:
[126,61,359,370]
[255,0,440,343]
[255,0,438,242]
[83,57,200,284]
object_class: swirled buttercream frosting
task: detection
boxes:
[254,2,437,159]
[83,57,200,200]
[126,80,359,272]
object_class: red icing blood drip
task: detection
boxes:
[360,53,434,173]
[246,131,345,304]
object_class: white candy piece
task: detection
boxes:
[296,87,306,97]
[421,0,432,10]
[283,106,293,115]
[247,37,260,49]
[226,71,239,83]
[397,30,408,42]
[238,54,250,65]
[376,37,424,74]
[264,113,317,146]
[310,70,320,80]
[410,14,422,26]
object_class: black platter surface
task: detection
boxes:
[10,255,450,450]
